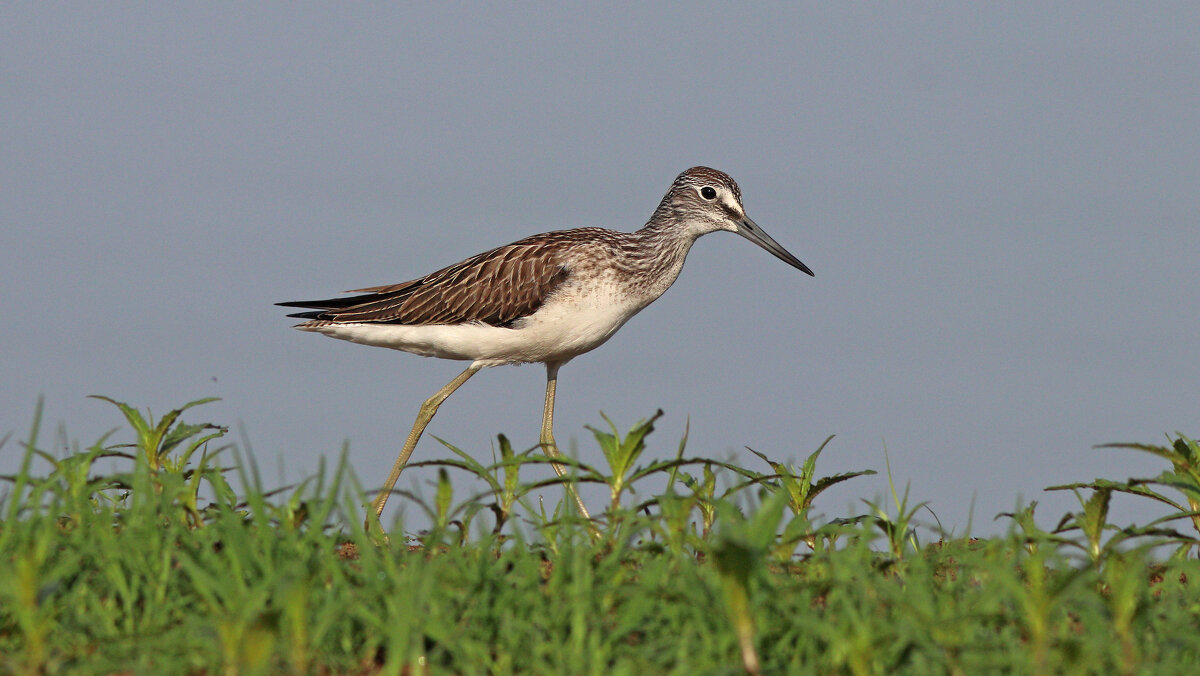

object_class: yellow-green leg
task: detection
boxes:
[370,363,482,522]
[541,363,592,521]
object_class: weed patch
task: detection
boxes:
[1,398,1198,674]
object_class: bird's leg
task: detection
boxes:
[370,363,482,523]
[540,363,593,521]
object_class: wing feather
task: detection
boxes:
[277,233,575,328]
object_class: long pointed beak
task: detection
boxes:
[734,216,814,276]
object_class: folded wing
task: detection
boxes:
[278,234,572,328]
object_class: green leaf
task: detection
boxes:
[435,468,453,527]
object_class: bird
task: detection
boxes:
[279,166,813,525]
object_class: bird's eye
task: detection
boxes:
[700,186,717,200]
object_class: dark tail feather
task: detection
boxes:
[277,299,337,320]
[277,299,342,321]
[277,291,399,321]
[278,275,427,324]
[281,309,327,320]
[278,297,358,309]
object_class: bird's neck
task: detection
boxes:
[621,217,698,301]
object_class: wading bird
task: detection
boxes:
[279,167,813,524]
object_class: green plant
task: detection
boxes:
[746,435,876,551]
[862,446,928,561]
[1105,435,1200,543]
[1045,433,1200,561]
[711,490,790,674]
[3,399,1199,674]
[86,396,233,528]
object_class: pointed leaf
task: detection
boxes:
[89,395,151,437]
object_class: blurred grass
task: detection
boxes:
[0,397,1198,675]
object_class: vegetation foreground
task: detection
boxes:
[1,398,1198,675]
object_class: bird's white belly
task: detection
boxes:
[305,283,649,367]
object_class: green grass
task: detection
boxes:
[1,397,1199,675]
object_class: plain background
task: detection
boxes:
[4,4,1198,534]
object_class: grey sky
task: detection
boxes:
[4,5,1198,533]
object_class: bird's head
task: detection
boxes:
[659,166,814,276]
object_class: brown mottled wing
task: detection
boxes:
[279,232,574,327]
